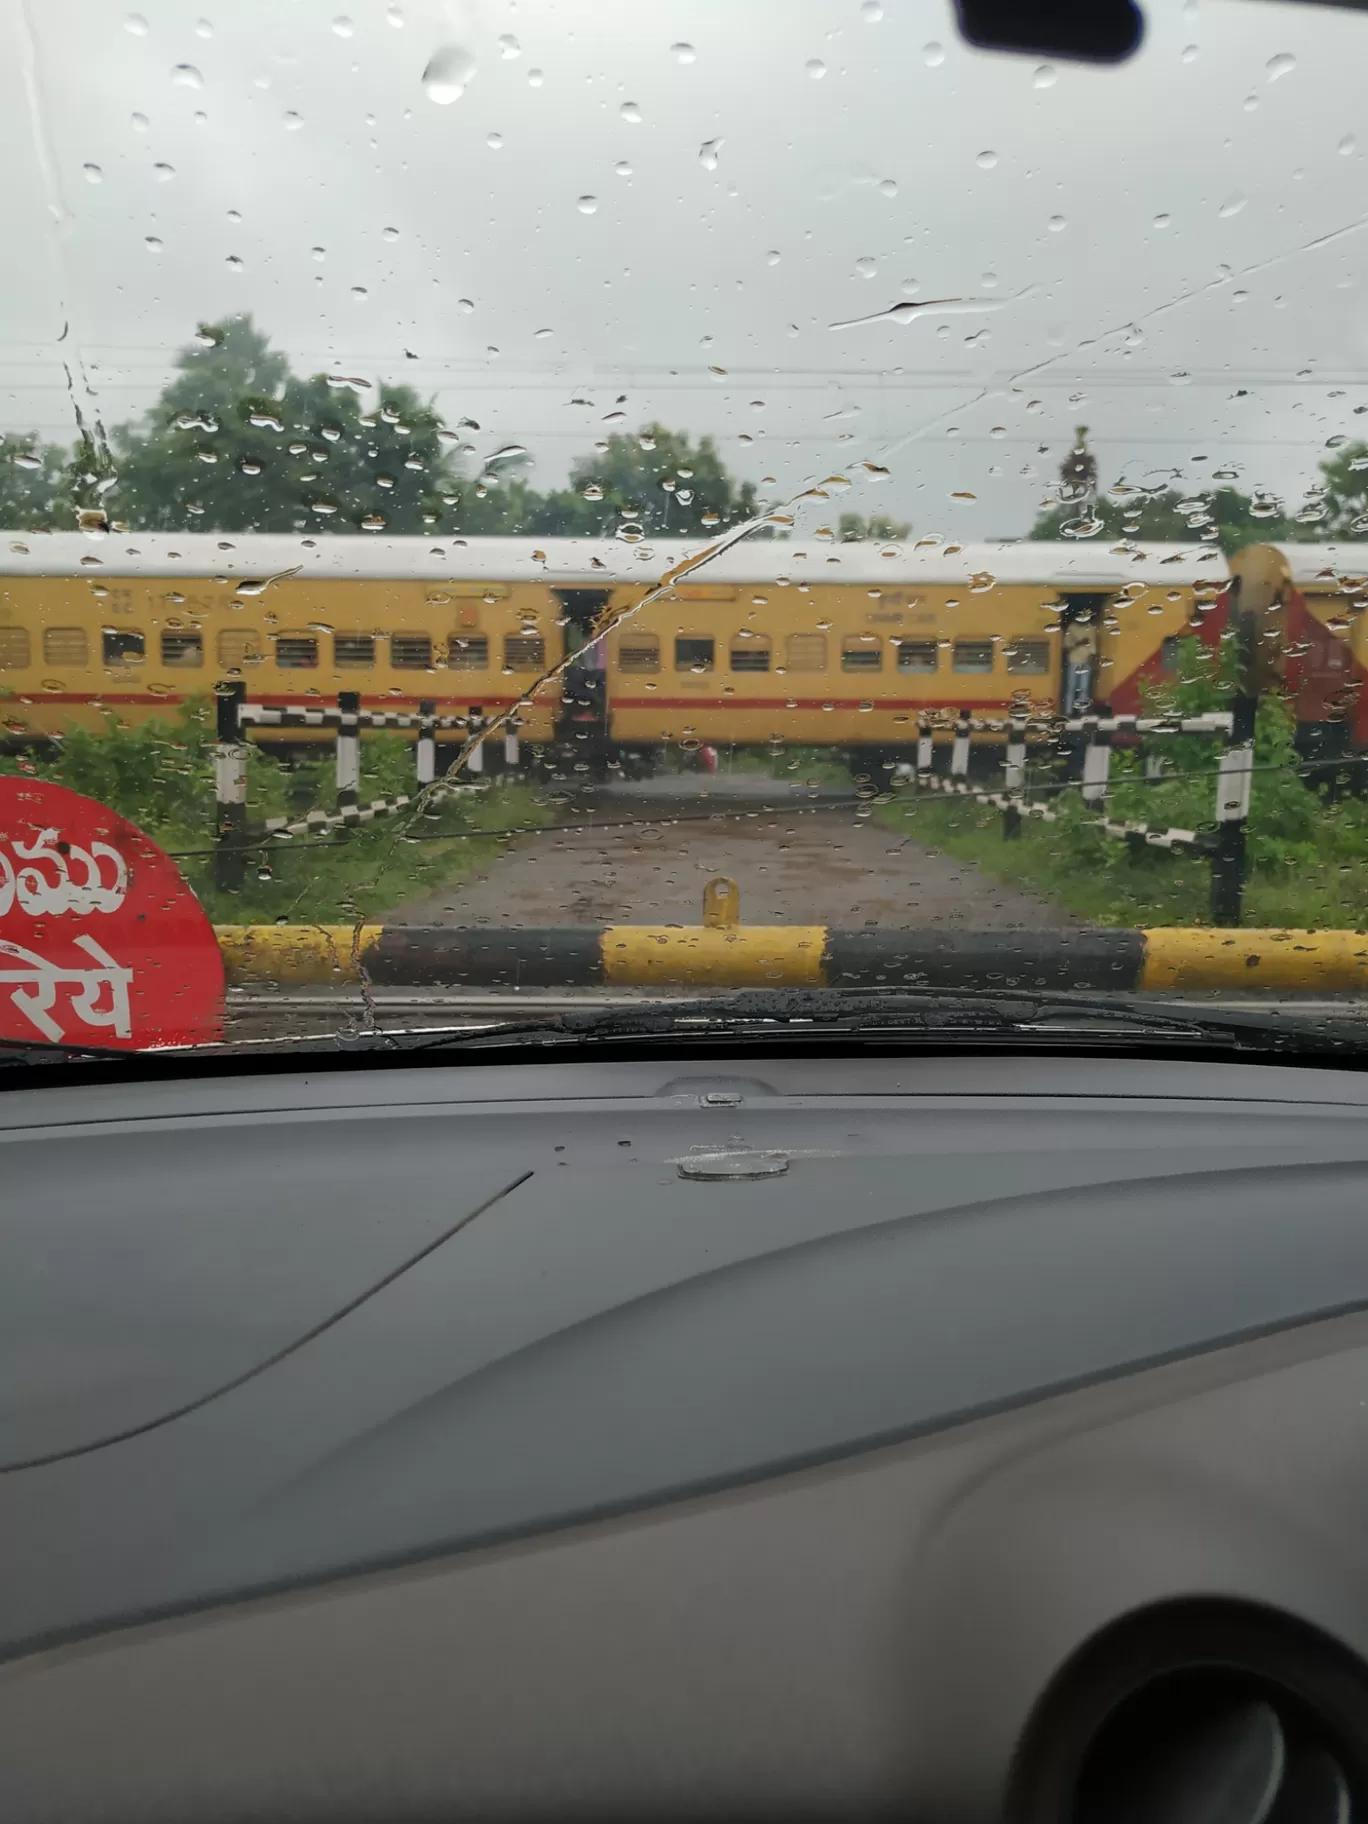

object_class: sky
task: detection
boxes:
[5,0,1368,541]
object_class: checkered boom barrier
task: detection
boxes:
[905,704,1254,927]
[212,681,519,889]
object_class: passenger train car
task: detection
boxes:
[0,532,1223,767]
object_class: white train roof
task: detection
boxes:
[0,531,1225,588]
[1275,545,1368,587]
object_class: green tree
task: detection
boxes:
[0,434,69,529]
[838,511,911,541]
[477,423,759,537]
[107,315,463,534]
[1313,442,1368,536]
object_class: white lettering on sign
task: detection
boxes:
[0,828,128,917]
[0,933,134,1043]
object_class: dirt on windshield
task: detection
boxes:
[388,773,1076,929]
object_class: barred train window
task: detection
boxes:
[217,628,263,668]
[275,634,319,669]
[161,631,204,668]
[730,632,771,673]
[448,634,489,670]
[952,640,994,674]
[618,634,660,673]
[0,627,30,669]
[102,629,145,665]
[334,634,376,668]
[785,632,827,672]
[43,627,88,667]
[675,636,714,672]
[1006,639,1050,676]
[841,634,882,671]
[391,633,433,670]
[504,634,546,670]
[896,639,938,673]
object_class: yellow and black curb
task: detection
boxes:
[214,923,1368,994]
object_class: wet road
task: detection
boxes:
[388,774,1078,930]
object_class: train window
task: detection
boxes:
[334,635,376,669]
[1160,635,1182,675]
[896,640,938,673]
[391,634,433,670]
[841,634,882,671]
[729,632,771,673]
[0,627,31,669]
[448,635,489,670]
[275,634,319,669]
[504,635,546,671]
[618,634,660,673]
[1006,639,1050,676]
[42,627,88,667]
[675,636,715,673]
[160,631,204,668]
[102,630,145,666]
[217,628,263,668]
[953,640,995,674]
[785,632,828,672]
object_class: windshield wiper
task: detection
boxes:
[336,988,1368,1062]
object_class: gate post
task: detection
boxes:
[214,679,248,891]
[1003,711,1026,839]
[1212,697,1255,928]
[416,699,436,788]
[336,691,361,818]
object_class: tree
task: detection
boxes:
[107,315,463,534]
[838,511,911,541]
[0,434,69,530]
[1313,442,1368,537]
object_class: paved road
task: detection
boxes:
[388,774,1076,930]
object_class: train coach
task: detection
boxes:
[0,531,1224,770]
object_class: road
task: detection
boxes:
[388,773,1077,931]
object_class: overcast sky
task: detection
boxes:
[4,0,1368,540]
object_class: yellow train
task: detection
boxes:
[0,532,1221,766]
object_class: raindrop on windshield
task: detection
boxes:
[283,110,303,129]
[855,255,877,277]
[582,483,604,500]
[1340,134,1357,155]
[386,5,403,24]
[332,16,354,36]
[1033,63,1056,87]
[1266,51,1296,81]
[486,444,528,464]
[498,33,520,58]
[671,42,696,64]
[766,248,781,264]
[699,138,722,169]
[171,63,203,88]
[1218,193,1247,218]
[11,452,43,471]
[382,224,400,241]
[458,297,474,312]
[620,100,642,122]
[153,161,175,179]
[1153,212,1171,229]
[527,68,544,86]
[131,111,149,131]
[923,41,944,65]
[487,130,503,149]
[144,235,163,253]
[615,160,631,177]
[976,149,998,169]
[862,0,883,17]
[422,44,475,104]
[878,178,898,198]
[1048,214,1066,231]
[577,194,599,214]
[82,163,102,183]
[351,285,368,301]
[195,17,213,36]
[225,254,244,270]
[124,12,148,34]
[806,58,826,78]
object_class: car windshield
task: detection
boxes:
[4,0,1368,1057]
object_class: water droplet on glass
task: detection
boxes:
[458,296,474,313]
[386,5,403,25]
[381,224,400,243]
[862,0,883,16]
[1033,63,1056,87]
[153,160,175,180]
[332,15,354,37]
[131,111,149,131]
[1265,51,1295,81]
[82,162,102,183]
[976,149,998,169]
[1181,43,1198,62]
[1218,192,1246,218]
[766,248,781,265]
[225,253,244,270]
[11,451,42,471]
[923,40,944,65]
[487,443,527,463]
[351,285,368,300]
[699,137,722,170]
[283,110,303,129]
[498,32,520,58]
[1340,133,1357,156]
[950,490,976,502]
[124,12,148,35]
[806,58,826,78]
[171,63,203,88]
[1153,212,1171,229]
[577,194,598,214]
[620,100,642,123]
[855,255,877,277]
[671,41,696,64]
[615,159,632,177]
[486,130,503,149]
[527,67,543,86]
[582,483,604,500]
[1048,213,1066,231]
[195,17,213,37]
[1169,370,1192,386]
[423,44,475,104]
[144,234,163,253]
[878,177,898,198]
[239,458,261,475]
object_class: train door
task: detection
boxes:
[1286,595,1356,770]
[1057,593,1108,716]
[554,589,612,771]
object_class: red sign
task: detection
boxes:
[0,779,224,1051]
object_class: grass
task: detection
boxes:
[1,699,555,926]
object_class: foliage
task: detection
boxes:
[106,316,463,535]
[838,511,912,541]
[0,434,70,530]
[1314,441,1368,537]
